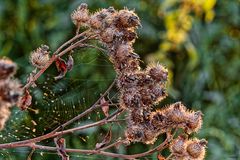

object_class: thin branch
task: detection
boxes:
[53,30,89,55]
[23,33,95,90]
[21,134,172,160]
[0,109,123,149]
[98,138,125,151]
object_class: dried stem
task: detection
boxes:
[23,32,95,91]
[9,132,173,160]
[0,109,123,149]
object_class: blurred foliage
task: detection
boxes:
[0,0,239,160]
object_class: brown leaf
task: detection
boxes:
[100,97,109,117]
[54,57,67,80]
[95,127,112,150]
[67,55,74,71]
[18,90,32,110]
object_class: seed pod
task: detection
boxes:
[185,111,203,133]
[100,27,116,43]
[146,63,168,83]
[30,45,50,69]
[0,58,17,80]
[115,43,133,60]
[125,125,145,142]
[162,102,188,123]
[115,9,140,28]
[170,135,187,155]
[89,13,103,29]
[71,3,89,27]
[120,88,142,108]
[116,28,138,43]
[186,139,207,159]
[100,8,117,28]
[149,84,167,104]
[150,111,167,129]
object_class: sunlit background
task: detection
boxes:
[0,0,239,159]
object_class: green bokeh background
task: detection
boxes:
[0,0,239,159]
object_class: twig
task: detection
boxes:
[16,134,172,160]
[23,32,95,90]
[0,109,124,149]
[98,138,125,151]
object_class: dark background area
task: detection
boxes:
[0,0,239,159]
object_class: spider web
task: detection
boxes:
[0,49,125,159]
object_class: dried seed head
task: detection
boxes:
[185,111,203,133]
[117,71,151,89]
[100,27,116,43]
[150,111,166,129]
[143,129,158,144]
[115,9,140,28]
[148,84,167,104]
[170,135,187,155]
[139,87,155,107]
[0,58,17,80]
[0,79,22,104]
[121,29,137,42]
[125,58,140,72]
[115,43,133,60]
[30,45,50,69]
[71,3,89,27]
[186,139,207,159]
[128,109,144,124]
[125,125,145,142]
[89,13,103,29]
[146,63,168,82]
[100,8,117,28]
[163,102,188,123]
[120,88,141,108]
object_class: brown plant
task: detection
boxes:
[0,3,207,160]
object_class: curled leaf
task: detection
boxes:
[100,97,109,117]
[54,57,67,80]
[18,90,32,110]
[67,55,74,71]
[95,127,112,150]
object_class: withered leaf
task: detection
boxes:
[54,57,67,80]
[100,97,109,117]
[66,55,74,71]
[18,90,32,110]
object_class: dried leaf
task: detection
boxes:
[54,58,67,80]
[100,97,109,117]
[95,127,112,150]
[67,55,74,71]
[18,90,32,110]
